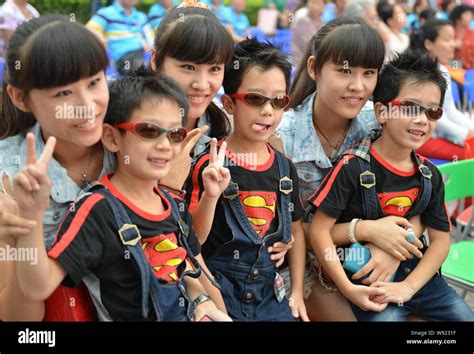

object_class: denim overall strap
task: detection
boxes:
[222,147,293,245]
[273,149,293,244]
[405,153,432,218]
[160,190,221,292]
[92,186,155,320]
[356,157,384,220]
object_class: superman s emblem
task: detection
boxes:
[141,233,186,283]
[378,187,420,216]
[239,191,277,237]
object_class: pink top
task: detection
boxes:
[0,0,39,31]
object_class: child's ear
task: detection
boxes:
[307,55,317,81]
[374,102,388,126]
[6,85,31,112]
[221,94,235,115]
[101,124,121,153]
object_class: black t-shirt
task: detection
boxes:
[186,142,304,258]
[308,146,450,234]
[48,174,201,321]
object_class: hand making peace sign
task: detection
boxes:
[13,133,57,217]
[201,138,231,199]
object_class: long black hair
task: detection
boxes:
[1,15,109,138]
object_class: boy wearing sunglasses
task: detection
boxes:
[13,73,231,321]
[186,38,309,321]
[307,51,474,321]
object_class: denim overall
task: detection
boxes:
[206,149,296,321]
[91,185,214,321]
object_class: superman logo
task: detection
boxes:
[378,187,420,216]
[239,191,277,237]
[141,233,186,283]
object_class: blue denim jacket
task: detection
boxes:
[0,123,116,249]
[276,92,381,202]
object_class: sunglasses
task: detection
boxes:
[386,100,443,121]
[113,122,187,143]
[228,92,291,109]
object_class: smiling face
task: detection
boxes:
[112,97,184,182]
[25,71,109,148]
[222,66,287,144]
[311,59,378,121]
[161,56,224,121]
[375,79,441,152]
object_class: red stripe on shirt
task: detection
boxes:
[189,154,210,213]
[48,194,105,258]
[312,155,355,207]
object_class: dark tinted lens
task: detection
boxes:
[244,93,267,106]
[426,107,443,120]
[169,128,187,143]
[399,101,421,117]
[135,123,162,139]
[272,95,290,109]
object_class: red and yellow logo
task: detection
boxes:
[378,187,420,216]
[141,233,186,283]
[240,191,277,237]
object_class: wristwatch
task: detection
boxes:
[188,294,212,318]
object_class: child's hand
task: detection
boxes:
[352,244,400,285]
[0,175,37,245]
[201,138,230,199]
[193,299,232,322]
[12,133,56,218]
[289,290,309,321]
[370,281,416,305]
[344,284,388,312]
[268,234,294,268]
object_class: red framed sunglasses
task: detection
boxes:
[113,122,187,143]
[228,92,291,109]
[386,100,443,121]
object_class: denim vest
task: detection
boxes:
[276,92,381,202]
[0,123,116,249]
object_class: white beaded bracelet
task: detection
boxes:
[348,218,360,243]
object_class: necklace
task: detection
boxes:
[61,152,95,187]
[314,120,350,160]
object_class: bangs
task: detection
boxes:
[316,24,385,70]
[161,15,233,64]
[20,21,108,89]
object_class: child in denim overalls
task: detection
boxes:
[308,51,474,321]
[187,39,309,321]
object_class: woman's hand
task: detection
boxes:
[352,243,400,285]
[12,133,56,218]
[161,125,209,190]
[370,281,417,305]
[342,283,388,312]
[289,289,309,321]
[201,138,230,199]
[359,216,423,261]
[193,300,232,322]
[0,175,38,246]
[268,234,294,268]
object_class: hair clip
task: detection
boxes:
[177,0,211,10]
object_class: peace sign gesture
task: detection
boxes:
[13,133,57,217]
[201,138,231,199]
